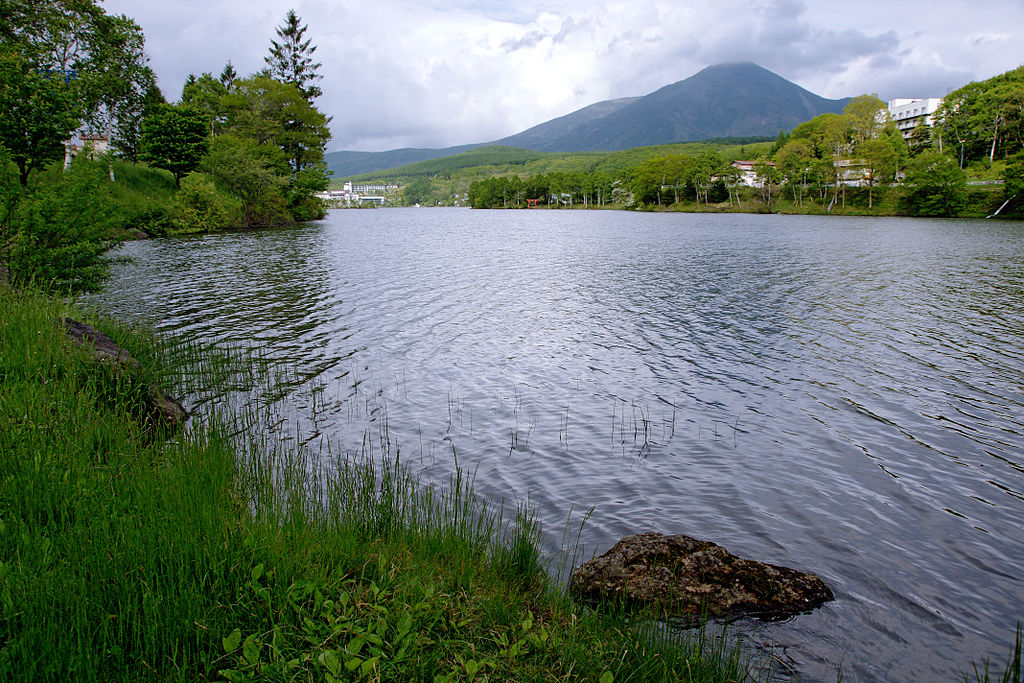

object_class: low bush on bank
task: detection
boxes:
[1,157,122,293]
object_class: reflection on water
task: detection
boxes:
[91,209,1024,681]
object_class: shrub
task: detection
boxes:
[173,172,239,233]
[287,194,326,222]
[4,159,121,293]
[200,135,291,228]
[900,151,967,217]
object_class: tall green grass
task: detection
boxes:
[970,624,1023,683]
[0,286,751,682]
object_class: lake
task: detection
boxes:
[90,208,1024,681]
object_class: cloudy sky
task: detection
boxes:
[102,0,1023,152]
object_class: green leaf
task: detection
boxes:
[346,637,365,655]
[242,634,260,666]
[464,659,480,677]
[222,628,242,653]
[360,656,379,677]
[397,611,413,638]
[345,657,362,672]
[600,671,614,683]
[320,650,341,676]
[520,613,533,632]
[250,563,264,582]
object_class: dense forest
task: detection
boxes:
[934,66,1024,167]
[1,1,332,292]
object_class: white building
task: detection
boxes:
[348,181,399,194]
[64,132,111,170]
[315,181,399,206]
[887,98,944,140]
[730,160,774,187]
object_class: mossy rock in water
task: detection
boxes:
[570,532,833,621]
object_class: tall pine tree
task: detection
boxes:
[264,10,322,101]
[219,60,237,92]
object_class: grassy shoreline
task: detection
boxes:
[0,286,750,682]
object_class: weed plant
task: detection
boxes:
[969,624,1023,683]
[0,286,750,682]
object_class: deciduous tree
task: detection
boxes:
[1,0,154,180]
[754,160,781,209]
[200,135,289,227]
[140,104,210,187]
[901,151,967,217]
[775,140,812,206]
[859,137,899,209]
[843,94,887,147]
[0,51,81,186]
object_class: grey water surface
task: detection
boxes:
[91,208,1024,681]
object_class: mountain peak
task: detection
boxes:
[326,63,850,176]
[521,62,849,152]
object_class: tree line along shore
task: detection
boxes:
[461,76,1023,217]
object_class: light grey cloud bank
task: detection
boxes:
[104,0,1023,151]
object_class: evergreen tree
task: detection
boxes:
[264,10,322,101]
[219,60,238,92]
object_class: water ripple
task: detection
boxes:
[91,210,1024,682]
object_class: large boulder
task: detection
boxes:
[63,317,189,430]
[570,532,833,621]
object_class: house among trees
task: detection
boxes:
[64,132,111,170]
[731,160,774,186]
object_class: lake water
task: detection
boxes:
[91,208,1024,681]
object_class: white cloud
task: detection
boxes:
[103,0,1024,151]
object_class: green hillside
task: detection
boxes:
[326,63,845,177]
[347,146,548,182]
[341,138,773,206]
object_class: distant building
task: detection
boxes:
[349,181,399,194]
[887,98,944,140]
[731,160,774,187]
[315,181,401,206]
[64,132,111,170]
